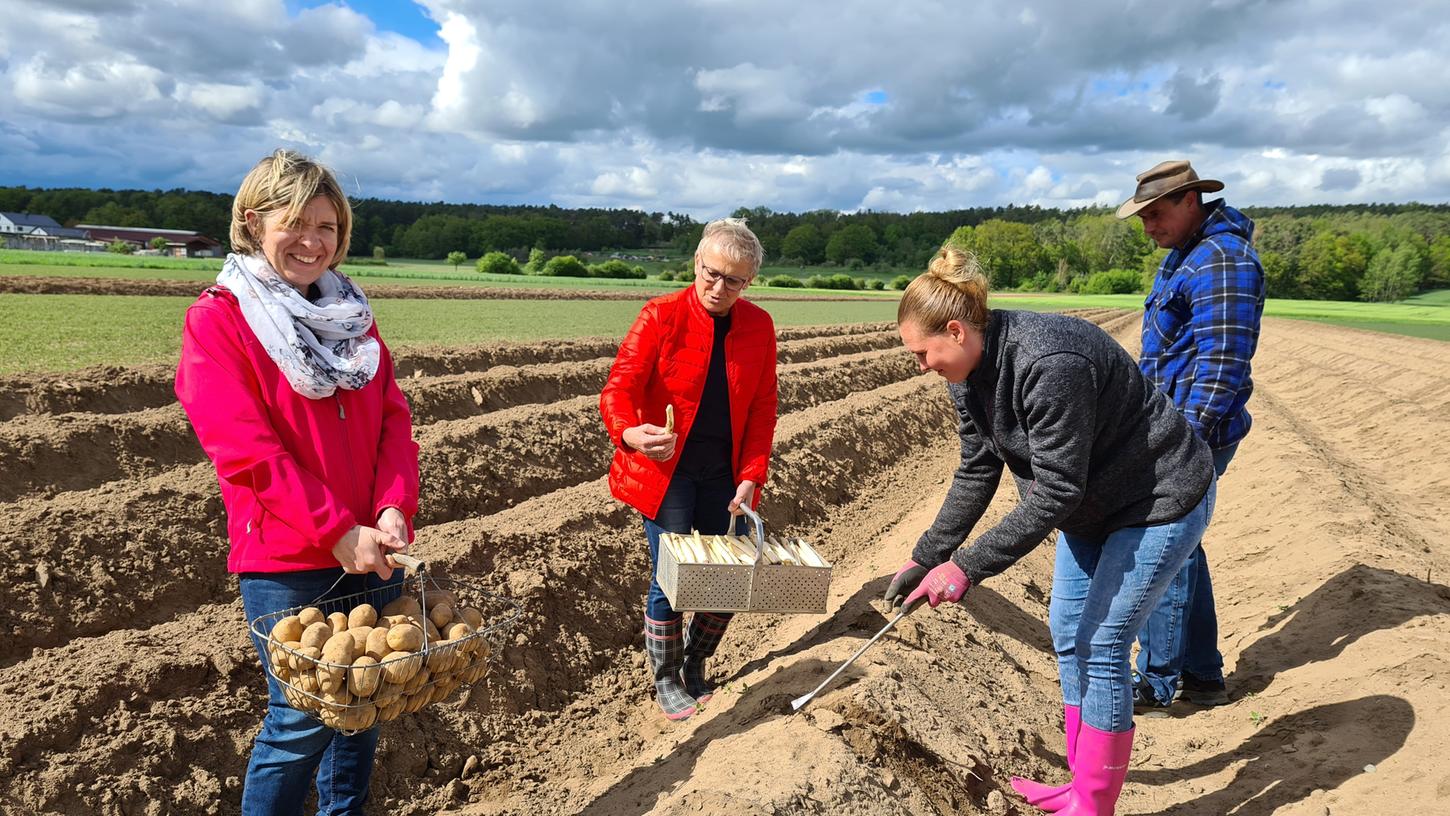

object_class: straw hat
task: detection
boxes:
[1115,160,1224,219]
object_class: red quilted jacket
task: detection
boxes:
[600,286,778,519]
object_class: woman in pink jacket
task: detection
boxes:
[175,149,419,816]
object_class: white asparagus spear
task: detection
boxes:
[796,539,828,568]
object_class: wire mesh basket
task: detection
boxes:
[656,506,832,614]
[247,558,520,735]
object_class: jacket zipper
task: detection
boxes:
[335,394,361,524]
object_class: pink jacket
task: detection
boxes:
[175,288,420,574]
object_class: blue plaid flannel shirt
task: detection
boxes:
[1139,200,1265,450]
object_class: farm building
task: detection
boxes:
[76,225,224,257]
[0,212,101,251]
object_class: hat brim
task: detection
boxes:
[1115,179,1224,219]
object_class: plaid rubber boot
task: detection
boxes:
[644,615,696,721]
[682,611,732,702]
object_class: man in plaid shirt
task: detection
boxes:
[1117,160,1265,709]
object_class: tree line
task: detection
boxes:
[2,185,1445,302]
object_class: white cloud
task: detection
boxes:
[0,0,1447,213]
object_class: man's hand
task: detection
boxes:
[727,480,757,515]
[903,560,971,610]
[623,423,677,462]
[333,525,408,580]
[884,560,929,609]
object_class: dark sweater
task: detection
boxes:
[676,312,732,476]
[913,310,1213,585]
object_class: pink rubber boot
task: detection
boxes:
[1056,723,1134,815]
[1010,704,1081,811]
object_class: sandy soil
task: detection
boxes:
[1,309,1446,815]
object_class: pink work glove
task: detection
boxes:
[883,560,929,610]
[903,560,971,609]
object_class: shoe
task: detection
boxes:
[1131,675,1174,712]
[1055,724,1134,815]
[644,615,696,721]
[682,611,731,703]
[1010,704,1081,811]
[1180,674,1230,707]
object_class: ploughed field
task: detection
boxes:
[2,307,1447,815]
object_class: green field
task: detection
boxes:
[0,249,898,299]
[2,250,1447,373]
[0,294,902,374]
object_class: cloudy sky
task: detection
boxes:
[2,0,1447,216]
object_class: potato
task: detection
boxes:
[347,627,372,660]
[458,606,484,630]
[422,618,443,644]
[374,680,404,703]
[347,603,378,630]
[320,684,353,708]
[291,645,322,672]
[283,684,313,711]
[321,631,355,667]
[386,623,424,653]
[383,614,411,629]
[376,699,403,724]
[381,596,421,619]
[422,588,457,612]
[365,627,392,661]
[300,622,333,651]
[426,641,457,672]
[380,650,421,685]
[427,602,454,630]
[297,671,321,695]
[319,632,355,692]
[338,703,377,732]
[271,615,305,644]
[326,611,349,634]
[298,607,326,627]
[348,656,382,698]
[404,691,430,714]
[268,643,291,672]
[446,623,475,653]
[403,667,431,696]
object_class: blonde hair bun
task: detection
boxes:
[897,244,991,334]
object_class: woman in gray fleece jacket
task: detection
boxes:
[882,246,1215,816]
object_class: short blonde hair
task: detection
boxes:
[230,149,352,266]
[695,218,764,275]
[897,245,990,334]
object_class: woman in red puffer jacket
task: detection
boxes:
[599,218,778,721]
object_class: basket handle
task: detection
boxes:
[737,504,769,567]
[387,553,425,575]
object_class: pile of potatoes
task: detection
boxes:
[265,588,492,732]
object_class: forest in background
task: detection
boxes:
[2,185,1446,302]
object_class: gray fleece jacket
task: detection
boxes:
[913,309,1213,585]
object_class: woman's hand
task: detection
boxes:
[376,506,409,546]
[623,423,677,461]
[333,524,408,579]
[727,480,757,516]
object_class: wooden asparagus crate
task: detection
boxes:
[655,507,832,613]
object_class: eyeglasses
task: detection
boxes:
[698,263,752,292]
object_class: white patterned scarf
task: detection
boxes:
[216,253,380,399]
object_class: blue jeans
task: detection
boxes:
[643,462,742,620]
[1049,482,1214,733]
[1134,443,1239,704]
[239,568,403,816]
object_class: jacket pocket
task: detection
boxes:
[1149,292,1188,345]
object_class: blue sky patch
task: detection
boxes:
[290,0,442,47]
